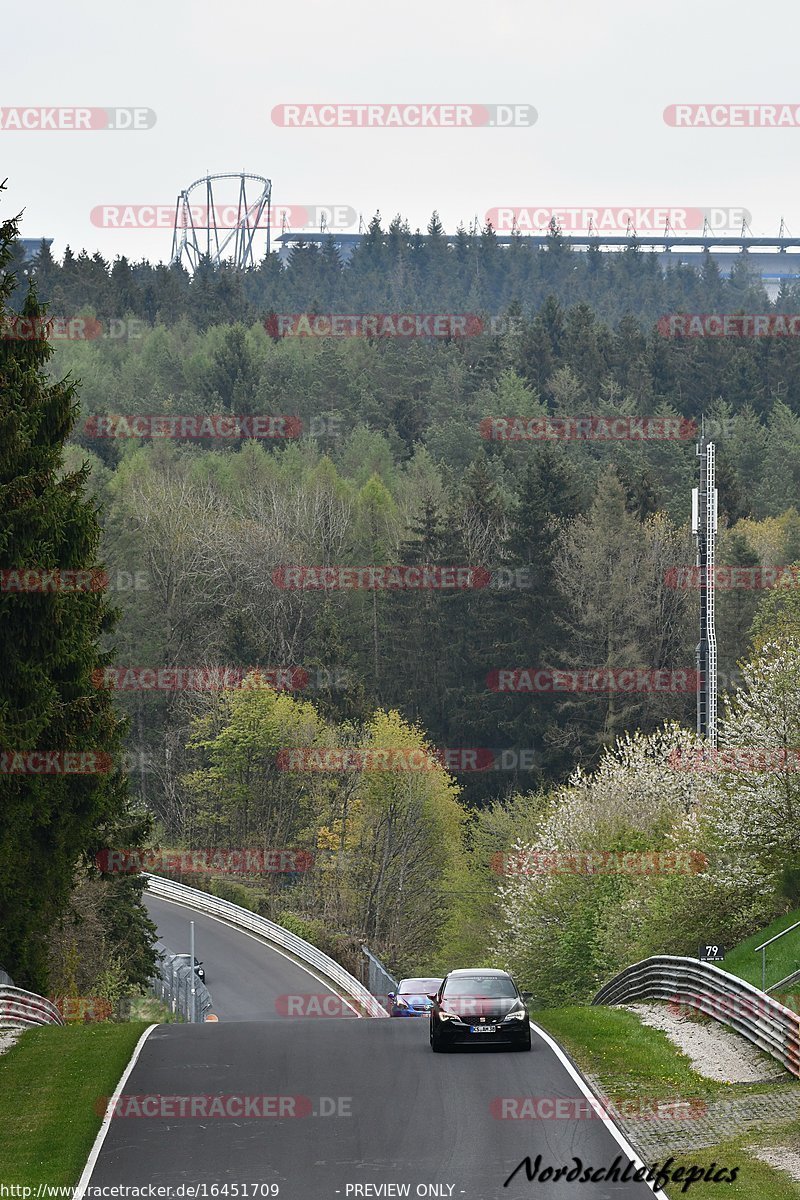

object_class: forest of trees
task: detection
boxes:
[5,200,800,997]
[7,211,789,336]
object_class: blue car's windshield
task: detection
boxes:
[398,979,440,995]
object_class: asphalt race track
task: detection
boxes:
[86,896,663,1199]
[143,894,350,1022]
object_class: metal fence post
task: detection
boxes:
[754,920,800,993]
[190,920,196,1024]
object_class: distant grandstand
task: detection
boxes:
[275,231,800,298]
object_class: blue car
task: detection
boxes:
[388,977,443,1017]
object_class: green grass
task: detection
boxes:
[533,1006,779,1104]
[666,1116,800,1199]
[664,1147,799,1198]
[534,1007,800,1198]
[127,994,179,1023]
[722,909,800,991]
[0,1022,151,1185]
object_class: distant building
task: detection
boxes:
[274,232,800,298]
[17,238,53,263]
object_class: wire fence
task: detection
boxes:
[362,945,398,1007]
[149,941,214,1022]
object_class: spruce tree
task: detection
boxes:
[0,196,143,987]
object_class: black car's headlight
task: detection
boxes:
[438,1009,463,1022]
[503,1005,528,1022]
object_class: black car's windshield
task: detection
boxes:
[443,976,517,998]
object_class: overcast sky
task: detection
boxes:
[4,0,799,263]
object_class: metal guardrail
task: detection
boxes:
[755,919,800,991]
[145,874,388,1017]
[768,967,800,994]
[149,941,214,1022]
[0,986,65,1029]
[594,955,800,1077]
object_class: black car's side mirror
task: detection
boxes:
[387,992,396,1001]
[426,994,437,1002]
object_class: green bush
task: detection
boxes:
[779,859,800,906]
[275,911,362,978]
[209,878,258,911]
[274,911,325,942]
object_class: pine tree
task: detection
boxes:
[0,196,146,987]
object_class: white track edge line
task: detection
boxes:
[74,1022,159,1200]
[148,893,365,1018]
[529,1019,669,1196]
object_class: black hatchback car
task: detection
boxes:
[429,968,531,1051]
[173,953,205,983]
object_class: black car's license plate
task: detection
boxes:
[470,1024,497,1033]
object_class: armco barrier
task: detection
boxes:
[144,873,388,1017]
[0,986,65,1029]
[593,955,800,1077]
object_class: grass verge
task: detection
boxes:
[127,994,177,1023]
[0,1022,150,1186]
[665,1116,800,1199]
[723,909,800,991]
[533,1005,782,1103]
[534,1006,800,1198]
[662,1147,799,1198]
